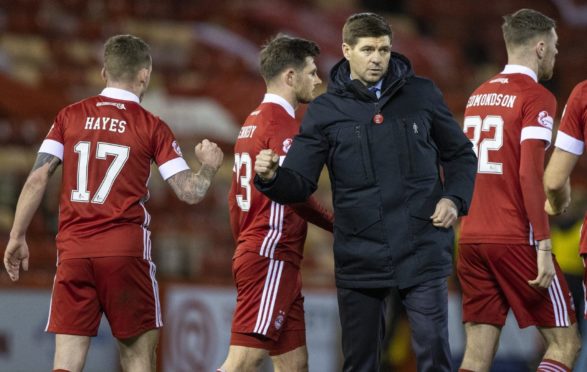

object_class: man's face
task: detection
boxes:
[342,36,391,86]
[293,56,322,104]
[538,29,558,81]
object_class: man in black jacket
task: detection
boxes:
[254,13,477,371]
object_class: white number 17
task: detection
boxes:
[71,141,130,204]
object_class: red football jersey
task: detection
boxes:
[553,80,587,254]
[39,87,189,260]
[459,65,555,245]
[228,94,308,266]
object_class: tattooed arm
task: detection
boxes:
[166,139,224,205]
[167,165,219,205]
[5,153,61,281]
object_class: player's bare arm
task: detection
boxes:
[544,148,579,215]
[4,153,62,281]
[254,149,279,181]
[167,139,223,205]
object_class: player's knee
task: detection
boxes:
[547,329,581,357]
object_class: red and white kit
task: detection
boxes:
[553,80,587,318]
[40,87,189,337]
[459,65,575,327]
[228,94,331,353]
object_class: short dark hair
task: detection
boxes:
[342,12,392,47]
[502,9,556,47]
[103,34,152,83]
[259,34,320,83]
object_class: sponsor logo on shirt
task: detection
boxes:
[489,77,509,84]
[282,138,292,153]
[537,111,553,130]
[97,101,126,110]
[172,140,183,156]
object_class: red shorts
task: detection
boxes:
[46,257,162,339]
[458,243,576,328]
[230,252,305,355]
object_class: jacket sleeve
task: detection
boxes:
[254,101,329,204]
[429,83,477,215]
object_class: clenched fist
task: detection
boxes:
[255,149,279,181]
[195,139,224,170]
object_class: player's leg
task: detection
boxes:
[400,277,452,372]
[459,323,501,372]
[536,325,581,371]
[47,259,103,372]
[53,334,91,372]
[457,244,510,372]
[117,329,159,372]
[219,344,268,372]
[93,257,163,371]
[271,345,308,372]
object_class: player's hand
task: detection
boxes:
[544,198,568,216]
[4,237,29,282]
[255,149,279,182]
[195,139,224,170]
[528,239,555,289]
[430,198,458,228]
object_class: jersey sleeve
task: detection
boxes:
[38,110,66,160]
[554,81,587,155]
[520,89,556,148]
[153,119,190,181]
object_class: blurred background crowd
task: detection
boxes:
[1,0,587,370]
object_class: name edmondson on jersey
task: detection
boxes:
[466,93,517,109]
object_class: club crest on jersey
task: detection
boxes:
[172,140,183,156]
[274,310,285,330]
[537,111,553,130]
[282,138,292,153]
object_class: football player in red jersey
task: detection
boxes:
[458,9,580,372]
[3,35,223,372]
[219,35,333,372]
[545,80,587,319]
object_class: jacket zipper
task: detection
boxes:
[402,119,413,173]
[355,124,373,182]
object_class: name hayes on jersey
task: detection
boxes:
[85,116,126,133]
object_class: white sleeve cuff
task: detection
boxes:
[158,157,190,180]
[520,126,552,148]
[38,139,64,160]
[554,131,584,155]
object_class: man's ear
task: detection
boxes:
[101,67,107,82]
[536,40,546,59]
[138,67,150,85]
[283,68,296,87]
[342,43,351,60]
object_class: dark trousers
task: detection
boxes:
[337,277,451,372]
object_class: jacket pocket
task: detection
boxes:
[401,116,439,178]
[333,207,390,274]
[330,124,375,188]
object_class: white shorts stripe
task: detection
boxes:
[254,260,278,334]
[583,281,587,319]
[45,275,57,331]
[260,202,284,258]
[548,275,569,327]
[262,261,284,334]
[148,260,163,327]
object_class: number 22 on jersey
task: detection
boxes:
[463,115,504,174]
[71,141,130,204]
